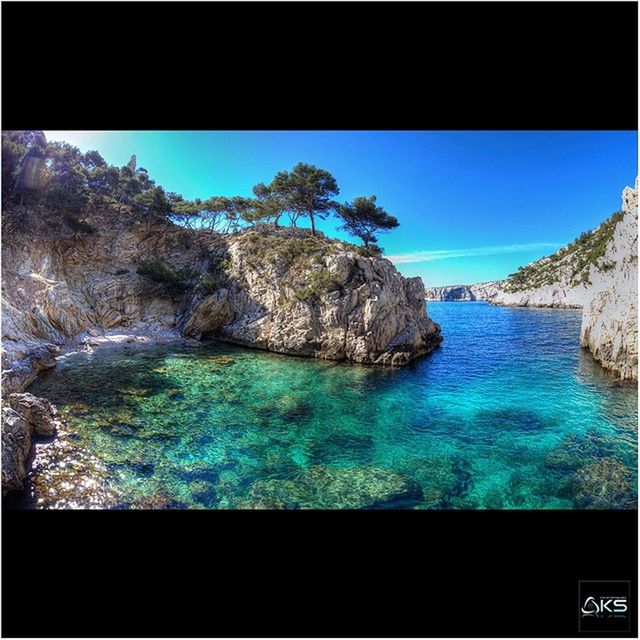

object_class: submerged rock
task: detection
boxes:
[574,458,634,509]
[475,407,549,432]
[309,433,374,465]
[242,465,423,509]
[545,431,613,471]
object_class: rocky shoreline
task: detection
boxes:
[1,220,442,495]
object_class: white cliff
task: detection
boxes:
[580,179,638,380]
[425,281,501,302]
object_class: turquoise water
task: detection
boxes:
[24,302,637,509]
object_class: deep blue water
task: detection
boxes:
[25,302,637,509]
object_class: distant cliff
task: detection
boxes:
[425,281,502,302]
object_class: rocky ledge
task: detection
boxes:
[2,393,62,494]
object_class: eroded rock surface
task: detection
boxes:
[580,179,638,380]
[2,392,62,494]
[2,221,441,377]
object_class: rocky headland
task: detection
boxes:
[1,211,442,494]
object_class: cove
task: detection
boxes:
[17,302,638,509]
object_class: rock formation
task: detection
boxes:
[1,219,442,379]
[580,179,638,380]
[183,228,441,366]
[2,393,61,494]
[1,214,442,493]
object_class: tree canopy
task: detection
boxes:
[335,195,399,249]
[271,162,340,235]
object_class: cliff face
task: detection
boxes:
[1,216,442,395]
[490,201,629,309]
[425,281,501,302]
[425,285,476,301]
[580,181,638,380]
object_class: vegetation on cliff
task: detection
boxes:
[504,210,624,292]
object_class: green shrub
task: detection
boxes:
[137,259,192,293]
[293,270,340,302]
[196,274,218,295]
[353,244,382,258]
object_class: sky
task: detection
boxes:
[44,130,637,287]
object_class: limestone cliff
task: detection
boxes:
[425,281,502,302]
[580,181,638,380]
[1,214,442,395]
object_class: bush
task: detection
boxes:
[293,270,341,302]
[137,259,192,293]
[196,274,218,295]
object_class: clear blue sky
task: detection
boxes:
[44,130,637,286]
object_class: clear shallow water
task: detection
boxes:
[23,302,637,509]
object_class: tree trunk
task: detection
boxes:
[310,212,315,236]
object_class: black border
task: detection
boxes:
[1,1,638,131]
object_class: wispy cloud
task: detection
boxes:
[387,242,562,265]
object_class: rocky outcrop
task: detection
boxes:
[425,285,476,301]
[183,229,441,365]
[1,220,441,377]
[425,281,502,302]
[580,179,638,380]
[469,281,502,301]
[2,393,61,494]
